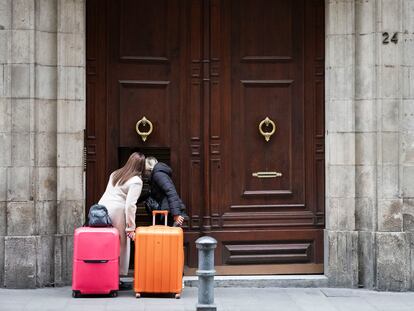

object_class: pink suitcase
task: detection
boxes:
[72,227,120,297]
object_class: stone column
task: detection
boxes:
[0,0,12,287]
[33,0,59,288]
[54,0,85,286]
[353,0,410,290]
[373,0,409,291]
[0,0,58,288]
[325,0,359,287]
[403,0,414,291]
[354,0,378,289]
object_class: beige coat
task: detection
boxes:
[98,174,143,276]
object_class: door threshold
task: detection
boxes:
[184,263,323,276]
[183,274,328,288]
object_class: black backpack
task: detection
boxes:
[144,196,160,215]
[87,204,112,227]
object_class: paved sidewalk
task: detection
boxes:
[1,287,414,311]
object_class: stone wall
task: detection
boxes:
[0,0,413,290]
[326,0,414,291]
[0,0,84,288]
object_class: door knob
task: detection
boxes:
[259,117,276,142]
[136,116,153,142]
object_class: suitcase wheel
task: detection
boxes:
[72,290,81,298]
[135,293,141,298]
[110,291,118,298]
[175,293,181,299]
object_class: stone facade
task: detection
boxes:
[0,0,84,288]
[326,0,414,290]
[0,0,413,290]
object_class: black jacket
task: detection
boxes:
[147,162,185,216]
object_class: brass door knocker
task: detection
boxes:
[135,116,153,142]
[258,117,276,142]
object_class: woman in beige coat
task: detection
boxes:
[98,152,145,285]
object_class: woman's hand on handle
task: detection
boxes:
[173,215,184,226]
[126,230,135,240]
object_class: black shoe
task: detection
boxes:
[119,281,132,291]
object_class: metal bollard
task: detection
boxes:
[196,236,217,311]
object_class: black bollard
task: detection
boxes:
[196,236,217,311]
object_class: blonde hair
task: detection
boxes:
[145,156,158,172]
[112,152,145,186]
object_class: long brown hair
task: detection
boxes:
[112,152,145,186]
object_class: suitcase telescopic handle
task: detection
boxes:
[152,210,168,226]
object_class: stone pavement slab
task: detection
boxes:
[1,287,414,311]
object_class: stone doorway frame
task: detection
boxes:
[77,0,334,282]
[74,0,336,283]
[72,1,412,290]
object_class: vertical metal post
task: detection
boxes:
[196,236,217,311]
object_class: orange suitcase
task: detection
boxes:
[134,210,184,298]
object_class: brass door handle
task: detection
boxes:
[136,116,153,142]
[259,117,276,142]
[252,171,282,178]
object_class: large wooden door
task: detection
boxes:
[202,0,325,273]
[86,0,325,274]
[86,0,190,214]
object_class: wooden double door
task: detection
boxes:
[86,0,325,274]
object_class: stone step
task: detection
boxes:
[183,275,328,288]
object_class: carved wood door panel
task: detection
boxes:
[106,0,187,179]
[86,0,325,274]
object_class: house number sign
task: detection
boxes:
[382,32,398,44]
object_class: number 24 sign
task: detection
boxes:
[382,32,398,44]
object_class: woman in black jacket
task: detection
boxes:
[143,157,185,226]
